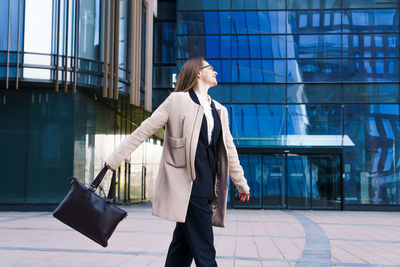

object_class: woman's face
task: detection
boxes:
[198,61,218,87]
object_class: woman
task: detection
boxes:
[105,57,250,266]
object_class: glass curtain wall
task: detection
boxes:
[176,0,400,208]
[1,0,134,90]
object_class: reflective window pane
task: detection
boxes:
[152,66,176,88]
[177,36,205,59]
[287,105,342,136]
[343,59,399,82]
[232,35,286,59]
[231,104,286,147]
[343,9,399,33]
[289,35,341,58]
[287,59,342,82]
[232,60,286,83]
[177,12,231,34]
[232,84,285,103]
[288,0,340,9]
[343,34,399,58]
[232,0,285,10]
[154,22,176,63]
[79,0,101,61]
[209,84,230,103]
[288,11,341,34]
[343,0,400,8]
[177,36,231,59]
[287,84,342,103]
[344,104,400,204]
[232,11,286,34]
[206,36,231,58]
[343,83,399,103]
[177,0,230,10]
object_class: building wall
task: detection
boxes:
[171,0,400,209]
[0,0,162,209]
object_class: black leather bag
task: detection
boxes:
[53,166,127,247]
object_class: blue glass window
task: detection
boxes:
[232,11,285,34]
[344,104,400,205]
[289,34,341,58]
[287,59,342,82]
[231,104,286,147]
[177,12,231,34]
[232,0,285,10]
[154,22,176,63]
[232,35,286,59]
[343,9,399,33]
[343,83,399,103]
[287,84,342,103]
[205,36,230,58]
[343,59,399,82]
[343,34,399,58]
[232,60,286,83]
[0,0,24,52]
[177,0,230,10]
[231,84,285,103]
[288,0,340,9]
[178,36,232,60]
[288,11,341,34]
[177,36,205,59]
[287,105,342,135]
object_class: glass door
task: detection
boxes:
[311,154,342,209]
[287,154,311,209]
[262,155,286,208]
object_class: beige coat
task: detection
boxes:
[106,91,250,227]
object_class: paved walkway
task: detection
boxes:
[0,203,400,266]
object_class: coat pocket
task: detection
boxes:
[165,136,187,168]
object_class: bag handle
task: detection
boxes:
[89,166,117,201]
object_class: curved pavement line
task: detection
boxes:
[286,211,332,267]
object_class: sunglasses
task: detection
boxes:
[200,64,214,71]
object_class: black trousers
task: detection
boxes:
[165,196,217,267]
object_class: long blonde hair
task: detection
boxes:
[174,57,204,92]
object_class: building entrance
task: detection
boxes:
[232,153,342,210]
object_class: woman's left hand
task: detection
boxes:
[238,192,250,202]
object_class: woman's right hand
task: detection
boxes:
[104,162,115,171]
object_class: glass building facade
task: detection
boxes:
[0,0,161,210]
[154,0,400,210]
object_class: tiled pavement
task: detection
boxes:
[0,203,400,266]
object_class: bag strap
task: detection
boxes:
[89,166,117,201]
[90,166,108,190]
[107,171,116,200]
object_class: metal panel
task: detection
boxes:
[16,0,21,89]
[108,0,115,98]
[129,0,135,105]
[6,0,11,89]
[73,0,78,93]
[135,0,142,106]
[113,0,120,100]
[103,0,109,98]
[55,0,61,92]
[64,0,70,93]
[144,0,154,111]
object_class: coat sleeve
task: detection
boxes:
[105,93,173,170]
[222,107,250,194]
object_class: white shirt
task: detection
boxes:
[195,92,214,144]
